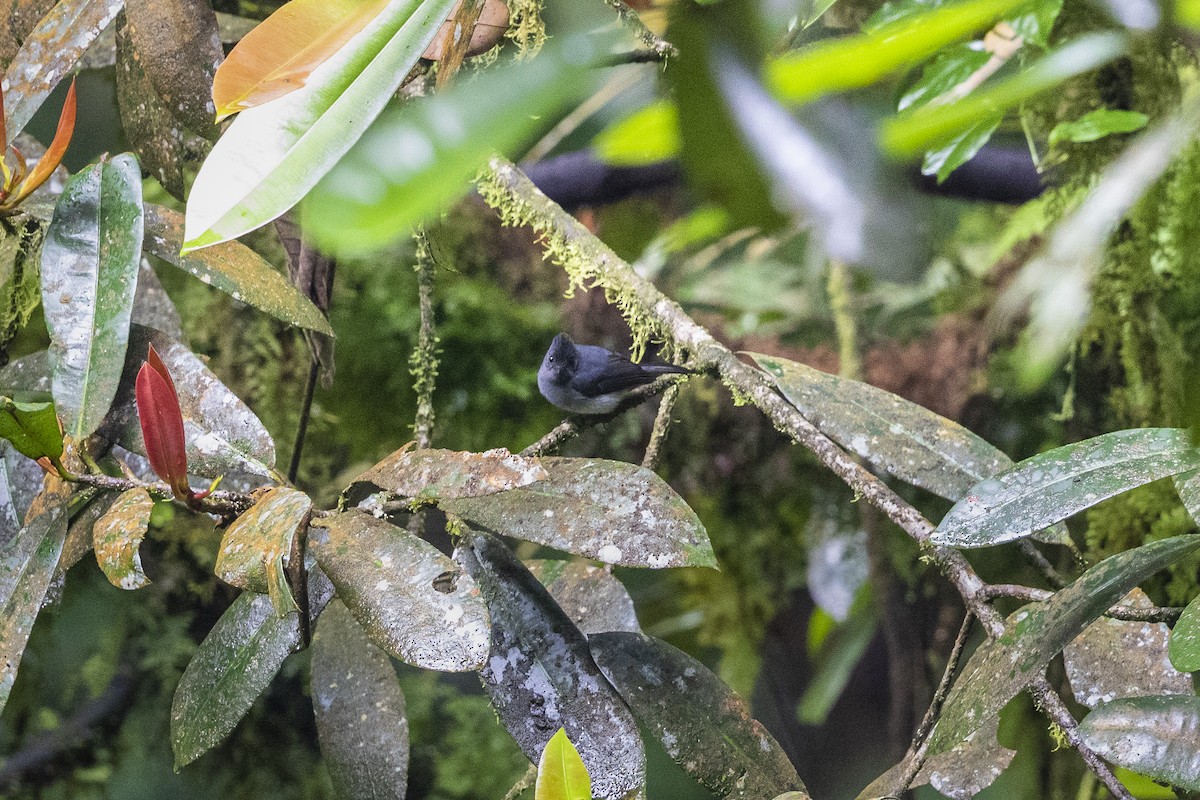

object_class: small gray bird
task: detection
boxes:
[537,333,691,415]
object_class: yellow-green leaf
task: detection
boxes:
[536,729,592,800]
[215,487,311,616]
[93,487,154,590]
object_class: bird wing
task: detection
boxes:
[571,351,662,397]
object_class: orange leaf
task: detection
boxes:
[8,78,76,207]
[212,0,392,121]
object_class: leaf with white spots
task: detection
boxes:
[216,487,311,616]
[526,559,640,635]
[855,717,1013,800]
[442,457,714,569]
[93,487,155,590]
[0,442,48,550]
[1079,695,1200,791]
[934,428,1200,548]
[589,631,807,800]
[345,446,548,506]
[41,152,143,440]
[311,599,409,800]
[170,591,301,768]
[458,531,646,800]
[928,535,1200,755]
[310,510,489,672]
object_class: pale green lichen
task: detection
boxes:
[504,0,546,58]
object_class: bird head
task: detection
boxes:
[540,333,579,385]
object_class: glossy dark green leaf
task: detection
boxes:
[40,153,143,440]
[458,531,645,800]
[1079,695,1200,791]
[3,0,124,144]
[311,599,409,800]
[751,353,1011,502]
[303,34,603,253]
[345,446,548,506]
[170,591,301,768]
[310,510,489,672]
[1168,591,1200,672]
[442,457,714,569]
[928,535,1200,755]
[934,428,1200,548]
[526,559,640,635]
[144,204,333,334]
[0,478,70,715]
[1049,109,1149,146]
[1008,0,1063,48]
[922,115,1002,182]
[898,44,991,112]
[536,728,591,800]
[590,631,808,800]
[1064,589,1193,707]
[216,487,311,615]
[0,396,62,463]
[93,487,154,590]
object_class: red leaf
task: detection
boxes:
[136,350,191,502]
[7,78,76,207]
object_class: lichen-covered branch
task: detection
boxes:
[477,156,1134,800]
[601,0,676,58]
[641,383,679,469]
[411,228,440,450]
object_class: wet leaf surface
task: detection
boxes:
[216,487,310,615]
[458,531,646,800]
[1064,589,1193,707]
[0,476,69,715]
[751,353,1011,501]
[93,487,154,590]
[144,204,333,334]
[526,559,640,635]
[311,599,409,800]
[442,457,715,569]
[935,428,1200,548]
[170,591,301,767]
[0,442,47,549]
[125,0,223,134]
[928,535,1200,754]
[310,510,489,672]
[0,350,51,397]
[589,631,807,800]
[3,0,123,145]
[1168,590,1200,672]
[132,258,183,338]
[346,446,548,506]
[41,153,143,440]
[1079,695,1200,791]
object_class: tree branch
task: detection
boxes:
[981,584,1183,623]
[411,228,440,450]
[641,383,680,469]
[600,0,676,58]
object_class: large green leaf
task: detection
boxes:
[536,729,592,800]
[442,457,715,569]
[93,487,154,590]
[3,0,124,145]
[0,396,63,463]
[589,631,808,800]
[309,510,489,672]
[182,0,461,252]
[302,35,601,253]
[1079,696,1200,792]
[933,428,1200,548]
[170,591,301,767]
[311,599,409,800]
[144,204,333,334]
[458,531,645,800]
[927,535,1200,755]
[0,478,70,715]
[40,153,144,440]
[1168,591,1200,672]
[216,486,310,615]
[344,446,548,506]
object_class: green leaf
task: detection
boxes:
[182,0,462,252]
[1048,109,1149,146]
[0,442,45,550]
[589,631,809,800]
[0,396,63,463]
[928,535,1200,755]
[442,457,715,569]
[934,429,1200,548]
[143,204,333,335]
[0,479,70,716]
[302,35,602,253]
[898,44,991,112]
[1007,0,1063,48]
[311,599,409,800]
[594,101,680,167]
[215,487,311,616]
[344,446,548,506]
[796,597,875,725]
[881,33,1127,157]
[93,487,154,590]
[170,591,301,767]
[536,729,592,800]
[922,114,1002,182]
[458,531,645,800]
[750,353,1011,502]
[1079,696,1200,792]
[767,0,1032,106]
[1168,592,1200,672]
[2,0,124,145]
[310,510,489,672]
[526,559,641,635]
[41,153,144,440]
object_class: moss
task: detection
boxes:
[504,0,546,58]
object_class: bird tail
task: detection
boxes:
[644,363,693,376]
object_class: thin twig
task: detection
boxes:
[601,0,676,57]
[287,357,320,484]
[411,228,440,451]
[1019,539,1068,589]
[981,584,1183,623]
[641,383,679,469]
[70,472,256,517]
[936,22,1022,105]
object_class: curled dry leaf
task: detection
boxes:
[93,487,154,590]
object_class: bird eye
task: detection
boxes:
[548,355,555,363]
